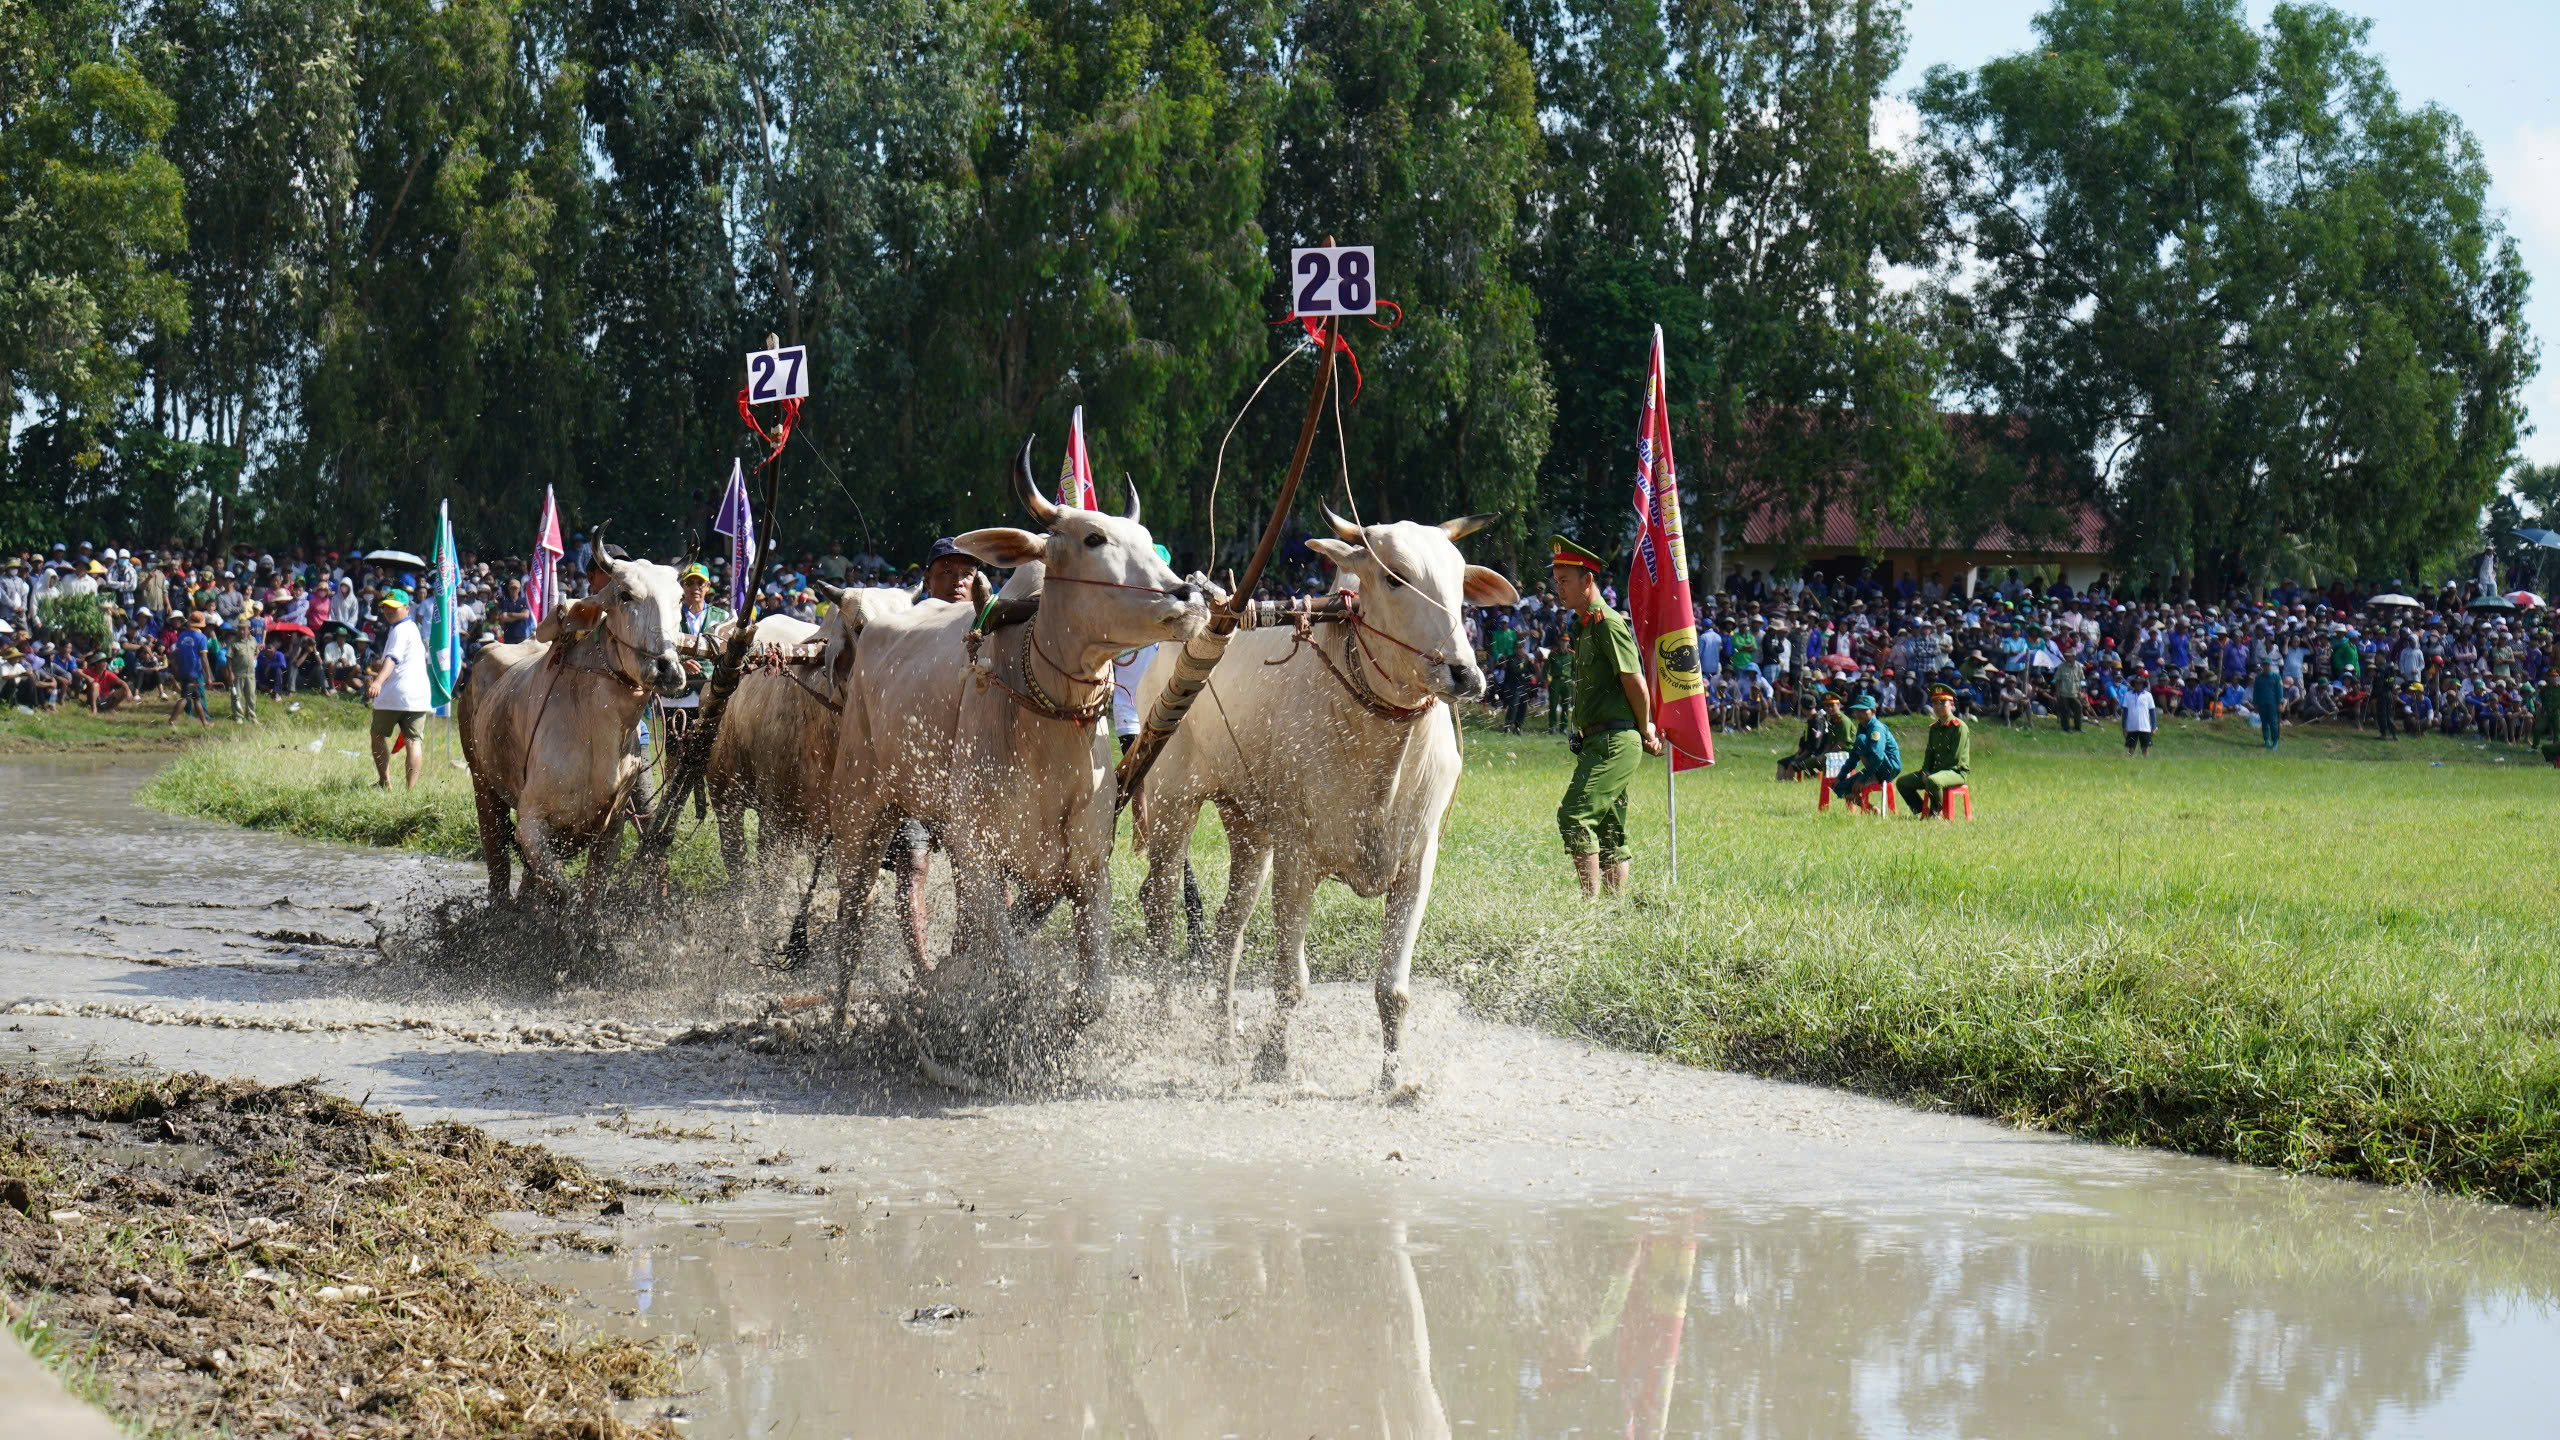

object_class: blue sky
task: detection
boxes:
[1892,0,2559,466]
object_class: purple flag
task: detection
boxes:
[712,459,755,615]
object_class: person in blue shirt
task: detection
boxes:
[164,613,212,728]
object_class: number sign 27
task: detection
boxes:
[1289,246,1377,317]
[745,344,810,404]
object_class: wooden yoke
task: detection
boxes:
[1115,304,1342,812]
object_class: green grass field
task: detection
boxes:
[133,697,2560,1204]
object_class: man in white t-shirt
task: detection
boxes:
[366,590,432,789]
[2120,668,2158,757]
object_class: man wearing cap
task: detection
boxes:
[663,562,733,747]
[1836,692,1901,806]
[1895,684,1971,815]
[1550,536,1661,898]
[2251,658,2285,750]
[366,590,431,790]
[920,537,979,606]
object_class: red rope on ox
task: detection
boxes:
[1267,300,1399,405]
[736,389,802,465]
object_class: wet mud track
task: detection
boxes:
[5,758,2558,1437]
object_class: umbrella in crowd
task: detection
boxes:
[2467,592,2519,613]
[362,548,427,568]
[2366,593,2423,609]
[262,621,313,638]
[2512,528,2560,549]
[1817,654,1861,670]
[2508,591,2545,609]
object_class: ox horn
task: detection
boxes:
[1320,506,1365,545]
[1013,436,1059,527]
[1441,513,1499,540]
[809,579,845,604]
[1123,477,1141,524]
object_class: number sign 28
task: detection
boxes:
[745,344,810,404]
[1289,246,1377,317]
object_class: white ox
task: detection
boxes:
[826,443,1207,1016]
[1134,511,1516,1092]
[704,609,850,877]
[457,556,689,900]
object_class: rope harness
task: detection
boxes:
[742,641,844,714]
[965,614,1110,727]
[1264,594,1444,723]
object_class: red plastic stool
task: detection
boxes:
[1847,780,1893,814]
[1817,774,1834,810]
[1936,784,1972,820]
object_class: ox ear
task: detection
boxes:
[1306,538,1363,567]
[1441,513,1499,541]
[954,527,1046,570]
[1462,565,1520,607]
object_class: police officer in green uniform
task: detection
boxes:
[1544,628,1574,732]
[1895,683,1971,816]
[1550,536,1662,897]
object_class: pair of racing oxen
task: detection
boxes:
[455,446,1519,1089]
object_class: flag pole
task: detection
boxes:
[1666,742,1678,888]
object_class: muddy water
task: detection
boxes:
[7,759,2560,1437]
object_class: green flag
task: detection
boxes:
[429,501,460,710]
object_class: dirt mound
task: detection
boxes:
[0,1069,679,1438]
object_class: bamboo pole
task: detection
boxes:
[635,333,790,868]
[1115,310,1340,811]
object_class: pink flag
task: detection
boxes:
[528,486,565,628]
[1058,406,1098,510]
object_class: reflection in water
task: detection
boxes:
[532,1168,2557,1439]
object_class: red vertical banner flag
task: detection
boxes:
[1630,324,1713,770]
[1059,405,1099,511]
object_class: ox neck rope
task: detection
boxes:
[1271,598,1438,723]
[972,618,1109,727]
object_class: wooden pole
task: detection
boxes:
[635,332,790,867]
[1115,305,1341,810]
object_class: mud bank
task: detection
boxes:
[0,1068,680,1438]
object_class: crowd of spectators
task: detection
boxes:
[0,533,992,720]
[1455,563,2560,753]
[9,531,2555,760]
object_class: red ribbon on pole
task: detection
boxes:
[736,389,802,466]
[1268,300,1399,405]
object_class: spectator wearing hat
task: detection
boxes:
[1837,692,1901,801]
[367,590,430,790]
[2251,659,2286,750]
[166,613,213,728]
[221,615,260,723]
[1896,685,1972,816]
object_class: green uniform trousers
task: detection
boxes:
[1558,728,1640,866]
[1894,769,1966,814]
[1547,679,1573,733]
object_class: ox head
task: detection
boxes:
[591,555,689,696]
[953,438,1209,650]
[1308,510,1518,700]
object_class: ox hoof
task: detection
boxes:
[1383,1075,1426,1106]
[1066,982,1112,1031]
[1252,1041,1291,1085]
